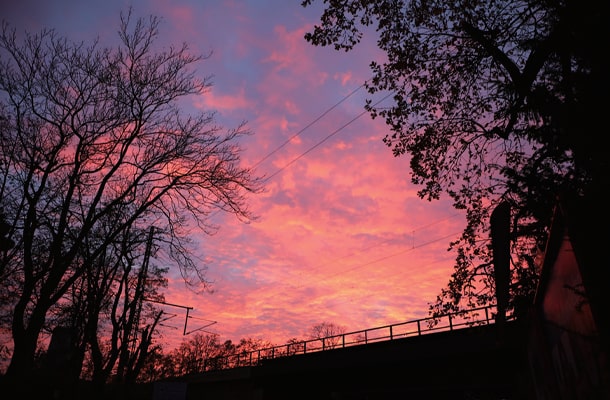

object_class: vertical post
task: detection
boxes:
[183,307,190,336]
[390,326,393,340]
[491,201,511,339]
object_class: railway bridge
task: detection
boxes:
[161,307,532,399]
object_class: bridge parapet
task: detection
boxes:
[203,304,499,372]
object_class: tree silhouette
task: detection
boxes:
[302,0,608,320]
[308,322,346,349]
[0,210,14,252]
[170,333,222,375]
[0,9,261,385]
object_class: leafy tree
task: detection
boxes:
[302,0,608,322]
[0,9,261,384]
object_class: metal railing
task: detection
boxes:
[202,304,497,372]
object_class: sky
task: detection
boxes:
[1,0,466,349]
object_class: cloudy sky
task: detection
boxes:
[1,0,466,349]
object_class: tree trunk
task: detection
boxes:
[5,303,47,382]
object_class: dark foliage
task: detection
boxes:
[303,0,609,318]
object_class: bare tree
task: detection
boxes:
[74,224,168,387]
[308,322,347,350]
[234,337,274,366]
[170,332,221,375]
[136,348,175,383]
[0,9,261,384]
[285,337,305,356]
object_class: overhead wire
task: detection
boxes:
[207,82,369,220]
[296,212,462,281]
[244,85,464,295]
[220,84,459,291]
[263,89,395,182]
[251,82,367,170]
[145,63,468,342]
[196,84,462,338]
[290,230,463,291]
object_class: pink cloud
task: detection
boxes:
[194,86,254,112]
[3,0,469,351]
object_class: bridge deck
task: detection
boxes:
[180,319,531,400]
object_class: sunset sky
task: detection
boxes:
[1,0,467,349]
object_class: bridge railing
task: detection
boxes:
[202,304,497,372]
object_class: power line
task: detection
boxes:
[207,83,369,221]
[252,82,366,170]
[290,230,462,291]
[263,90,395,182]
[297,212,462,279]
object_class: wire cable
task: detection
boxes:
[263,90,395,182]
[291,231,462,290]
[299,212,462,278]
[252,82,367,170]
